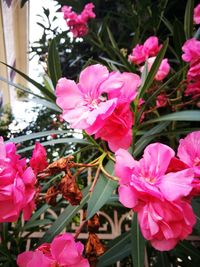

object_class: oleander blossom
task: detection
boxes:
[62,3,95,37]
[140,57,170,81]
[194,4,200,24]
[29,142,48,175]
[128,36,161,65]
[115,143,195,250]
[177,131,200,177]
[56,64,141,151]
[182,38,200,98]
[0,137,36,222]
[17,233,90,267]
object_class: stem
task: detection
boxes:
[74,220,87,239]
[89,166,101,193]
[84,132,104,153]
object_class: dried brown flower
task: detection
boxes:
[59,173,82,205]
[85,233,106,266]
[45,186,58,206]
[88,214,100,232]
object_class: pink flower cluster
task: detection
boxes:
[0,137,36,222]
[194,4,200,24]
[182,38,200,98]
[56,64,141,152]
[17,233,90,267]
[115,131,200,251]
[129,36,170,81]
[62,3,95,37]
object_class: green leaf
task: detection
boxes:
[87,161,118,220]
[136,65,188,124]
[138,39,169,99]
[31,97,61,112]
[0,76,46,100]
[22,219,52,230]
[133,122,169,157]
[17,138,90,153]
[97,232,131,267]
[8,130,69,144]
[184,0,194,39]
[131,213,145,267]
[48,39,62,88]
[26,204,50,222]
[141,110,200,127]
[0,61,56,101]
[38,186,90,245]
[174,240,200,264]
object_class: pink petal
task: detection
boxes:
[118,185,138,208]
[158,169,194,201]
[151,238,178,251]
[115,149,138,184]
[142,143,175,178]
[79,64,109,97]
[56,78,83,110]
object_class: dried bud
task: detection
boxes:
[34,185,41,204]
[59,173,82,205]
[88,214,100,232]
[37,156,74,179]
[85,233,106,266]
[45,186,58,206]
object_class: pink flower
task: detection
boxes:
[194,4,200,24]
[138,199,196,251]
[61,3,95,37]
[128,44,148,65]
[185,80,200,98]
[143,36,161,57]
[51,233,89,267]
[29,142,48,175]
[94,103,133,152]
[56,64,140,137]
[156,93,168,107]
[177,131,200,177]
[115,144,194,208]
[0,137,36,222]
[17,233,89,267]
[140,57,170,81]
[182,38,200,63]
[128,36,161,65]
[17,251,53,267]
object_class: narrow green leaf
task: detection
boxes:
[133,122,169,157]
[22,219,52,230]
[0,76,46,100]
[48,39,62,88]
[38,186,89,245]
[131,213,145,267]
[17,138,90,153]
[87,161,118,220]
[106,27,118,49]
[0,61,56,101]
[136,65,188,124]
[97,232,131,267]
[140,111,200,127]
[26,204,49,222]
[184,0,194,39]
[8,130,69,144]
[31,97,61,112]
[138,39,169,99]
